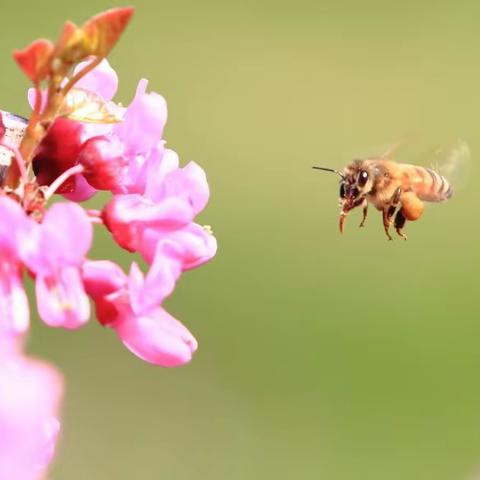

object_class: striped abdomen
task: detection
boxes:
[400,164,453,202]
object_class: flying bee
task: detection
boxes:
[313,146,464,240]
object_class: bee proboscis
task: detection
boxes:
[313,152,461,240]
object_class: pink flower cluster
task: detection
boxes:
[0,59,216,478]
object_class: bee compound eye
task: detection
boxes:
[358,170,369,187]
[339,183,346,198]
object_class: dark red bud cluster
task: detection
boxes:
[32,119,126,194]
[32,118,83,193]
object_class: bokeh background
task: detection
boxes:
[2,1,480,479]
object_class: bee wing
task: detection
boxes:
[346,137,412,162]
[429,139,471,191]
[368,137,471,191]
[59,88,124,124]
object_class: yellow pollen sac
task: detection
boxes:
[203,225,214,235]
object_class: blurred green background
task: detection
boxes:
[2,1,480,479]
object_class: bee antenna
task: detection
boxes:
[312,166,345,180]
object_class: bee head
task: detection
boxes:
[340,159,374,204]
[312,160,375,234]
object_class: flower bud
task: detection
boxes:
[78,136,127,191]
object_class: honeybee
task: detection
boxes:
[313,149,461,240]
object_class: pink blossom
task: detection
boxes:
[114,307,198,367]
[74,58,119,102]
[101,190,193,252]
[30,61,168,198]
[1,8,215,478]
[19,202,92,329]
[145,159,210,215]
[5,58,215,356]
[82,246,196,367]
[139,222,218,270]
[82,259,128,325]
[0,197,33,337]
[102,151,214,263]
[0,348,63,480]
[114,78,167,156]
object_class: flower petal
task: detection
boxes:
[23,202,92,274]
[128,247,181,315]
[73,58,119,101]
[114,78,167,155]
[159,161,210,215]
[0,261,29,338]
[82,260,127,297]
[112,307,197,367]
[140,222,217,269]
[0,196,33,255]
[102,193,192,252]
[35,267,90,329]
[143,147,178,198]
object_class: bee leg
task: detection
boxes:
[359,200,368,227]
[382,206,396,241]
[391,187,402,205]
[394,210,408,240]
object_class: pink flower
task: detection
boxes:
[5,58,215,361]
[114,257,197,367]
[82,245,197,367]
[30,60,168,198]
[114,78,167,155]
[102,150,215,266]
[114,307,198,367]
[0,197,32,338]
[0,348,63,480]
[139,222,217,270]
[1,8,216,478]
[74,58,119,102]
[20,202,92,329]
[0,54,214,403]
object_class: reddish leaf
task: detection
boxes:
[82,7,134,57]
[13,39,54,83]
[54,21,85,66]
[53,8,134,70]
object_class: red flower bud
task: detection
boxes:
[78,136,126,191]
